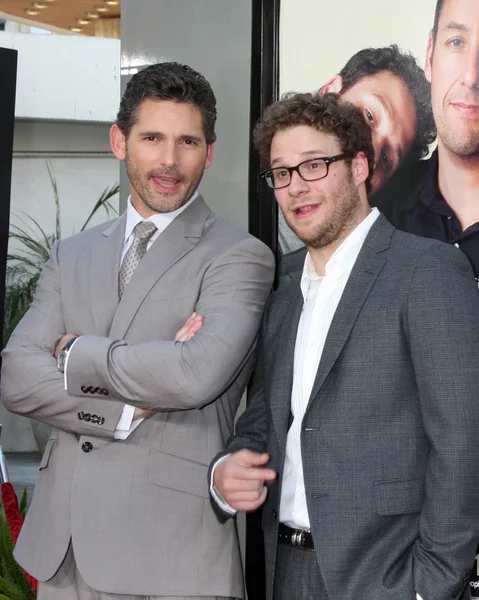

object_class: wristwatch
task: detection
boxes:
[57,336,80,373]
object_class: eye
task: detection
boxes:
[307,161,322,171]
[380,151,390,173]
[365,109,374,124]
[181,139,198,147]
[144,136,157,142]
[448,37,465,49]
[276,169,289,180]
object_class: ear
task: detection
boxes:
[205,143,214,169]
[110,124,126,161]
[352,151,370,188]
[320,74,344,95]
[425,30,434,83]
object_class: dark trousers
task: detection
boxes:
[273,544,329,600]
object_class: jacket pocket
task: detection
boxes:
[148,450,209,499]
[373,478,425,515]
[39,438,55,470]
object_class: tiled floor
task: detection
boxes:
[3,452,41,508]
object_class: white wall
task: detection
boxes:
[280,0,437,94]
[0,31,120,121]
[11,120,119,237]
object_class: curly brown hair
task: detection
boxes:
[254,92,375,195]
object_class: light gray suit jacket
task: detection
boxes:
[213,215,479,600]
[1,195,275,597]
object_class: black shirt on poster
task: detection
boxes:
[379,148,479,281]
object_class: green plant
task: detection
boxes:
[4,163,119,346]
[0,489,35,599]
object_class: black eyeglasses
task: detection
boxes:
[259,153,349,190]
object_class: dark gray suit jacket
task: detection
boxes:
[213,215,479,600]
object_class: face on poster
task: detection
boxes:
[277,0,440,253]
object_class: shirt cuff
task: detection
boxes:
[63,336,81,391]
[114,405,144,440]
[416,594,423,600]
[210,454,236,516]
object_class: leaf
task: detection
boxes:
[19,490,27,520]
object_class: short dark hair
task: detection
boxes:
[116,62,217,144]
[432,0,445,41]
[254,92,375,195]
[339,45,436,160]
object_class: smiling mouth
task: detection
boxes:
[292,204,320,217]
[150,175,183,191]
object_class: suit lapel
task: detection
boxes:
[269,275,303,455]
[306,215,393,411]
[109,196,211,340]
[88,215,125,336]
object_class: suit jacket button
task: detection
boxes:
[99,417,105,425]
[77,412,85,420]
[81,386,88,394]
[83,413,91,422]
[81,442,93,453]
[101,388,109,396]
[91,415,99,424]
[272,510,277,519]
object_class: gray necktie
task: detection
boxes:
[119,220,157,297]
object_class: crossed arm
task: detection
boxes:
[1,236,274,437]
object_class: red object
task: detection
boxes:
[1,482,38,593]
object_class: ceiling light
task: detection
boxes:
[24,8,40,15]
[77,18,91,25]
[32,2,48,7]
[95,5,109,12]
[69,26,83,32]
[104,0,119,5]
[85,12,100,18]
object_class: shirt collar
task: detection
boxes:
[300,207,380,300]
[124,190,199,242]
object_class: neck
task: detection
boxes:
[307,205,372,276]
[437,142,479,230]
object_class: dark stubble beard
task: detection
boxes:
[125,148,206,214]
[283,172,362,249]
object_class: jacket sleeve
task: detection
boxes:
[208,299,271,522]
[64,237,275,411]
[408,242,479,600]
[1,241,125,438]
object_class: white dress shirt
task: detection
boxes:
[65,191,199,440]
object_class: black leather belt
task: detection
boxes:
[278,523,314,550]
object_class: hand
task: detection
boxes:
[54,333,78,360]
[214,449,276,512]
[133,407,154,419]
[175,312,204,342]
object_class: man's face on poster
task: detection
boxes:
[426,0,479,156]
[321,72,417,193]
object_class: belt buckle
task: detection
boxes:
[291,529,305,548]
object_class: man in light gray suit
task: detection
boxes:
[211,93,479,600]
[1,62,274,599]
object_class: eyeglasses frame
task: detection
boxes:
[259,153,351,190]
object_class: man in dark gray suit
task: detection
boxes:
[211,92,479,600]
[1,63,274,599]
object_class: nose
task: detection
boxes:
[461,46,479,89]
[159,141,179,167]
[288,170,309,196]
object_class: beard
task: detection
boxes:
[125,149,205,214]
[436,109,479,157]
[282,172,362,249]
